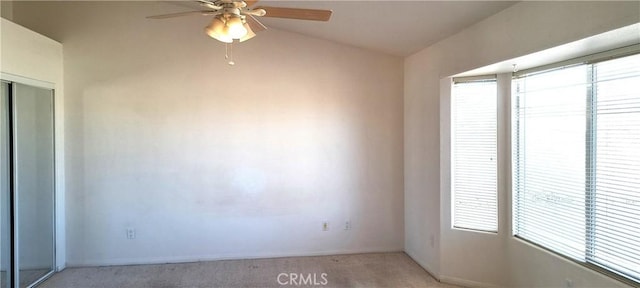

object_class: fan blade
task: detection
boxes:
[197,0,222,10]
[255,6,332,21]
[243,8,266,17]
[246,15,267,32]
[146,10,214,19]
[245,0,259,8]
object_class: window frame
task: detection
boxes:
[510,46,640,287]
[451,75,499,234]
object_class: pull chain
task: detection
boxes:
[225,42,235,66]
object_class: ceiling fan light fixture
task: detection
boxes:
[239,22,256,42]
[205,16,232,43]
[152,0,333,48]
[225,15,248,39]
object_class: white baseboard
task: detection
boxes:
[67,247,404,267]
[440,275,503,288]
[403,249,440,282]
[402,249,503,288]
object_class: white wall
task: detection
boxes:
[0,17,66,271]
[12,1,404,266]
[405,1,639,287]
[404,49,441,275]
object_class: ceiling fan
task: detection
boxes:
[147,0,332,43]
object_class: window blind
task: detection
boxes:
[590,53,640,279]
[513,65,588,260]
[513,52,640,283]
[452,79,498,232]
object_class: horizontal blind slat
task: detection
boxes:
[591,53,640,280]
[513,53,640,283]
[452,80,498,232]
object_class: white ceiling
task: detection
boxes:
[175,1,517,56]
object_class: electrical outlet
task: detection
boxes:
[429,235,435,248]
[322,221,329,231]
[126,228,136,239]
[344,221,351,230]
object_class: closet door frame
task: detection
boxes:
[1,80,13,288]
[1,73,56,288]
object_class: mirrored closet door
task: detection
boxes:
[0,80,55,288]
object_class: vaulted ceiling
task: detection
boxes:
[173,1,517,56]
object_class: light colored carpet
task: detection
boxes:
[39,252,460,288]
